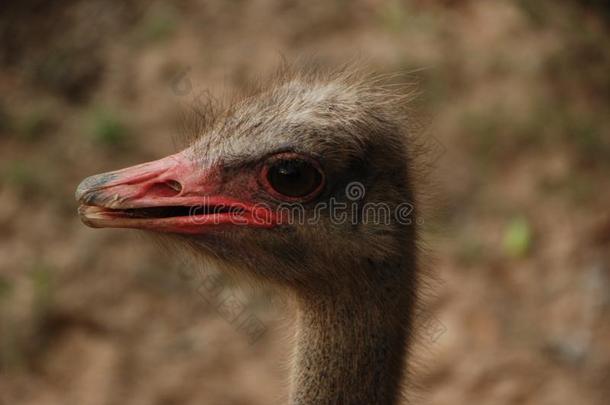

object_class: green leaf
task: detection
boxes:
[503,216,532,258]
[89,108,128,147]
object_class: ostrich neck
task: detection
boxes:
[289,261,415,405]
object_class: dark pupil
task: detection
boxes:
[267,160,321,198]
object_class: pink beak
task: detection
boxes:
[76,151,277,234]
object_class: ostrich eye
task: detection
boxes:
[264,157,324,200]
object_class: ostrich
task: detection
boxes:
[76,67,422,404]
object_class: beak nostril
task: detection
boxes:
[146,180,183,198]
[166,180,182,193]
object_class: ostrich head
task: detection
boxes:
[76,69,418,296]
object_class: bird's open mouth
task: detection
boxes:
[76,152,278,234]
[77,201,266,234]
[82,204,245,219]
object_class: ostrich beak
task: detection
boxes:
[76,152,278,234]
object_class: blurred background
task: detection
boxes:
[1,1,609,404]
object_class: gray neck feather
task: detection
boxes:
[289,259,415,405]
